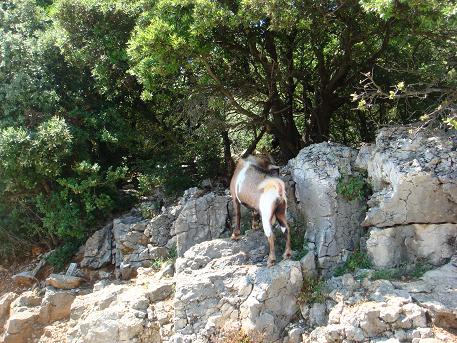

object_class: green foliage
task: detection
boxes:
[371,262,433,281]
[336,174,371,202]
[298,277,326,304]
[0,0,456,262]
[334,250,373,277]
[289,214,308,261]
[46,240,82,271]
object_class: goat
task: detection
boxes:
[229,155,292,266]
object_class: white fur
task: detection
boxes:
[280,226,286,233]
[259,188,279,238]
[235,161,251,203]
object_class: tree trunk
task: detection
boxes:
[221,130,234,183]
[269,97,302,161]
[305,102,332,145]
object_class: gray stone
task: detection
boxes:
[173,233,302,342]
[174,191,231,257]
[309,302,327,327]
[0,292,17,320]
[300,251,317,278]
[145,281,174,303]
[288,142,366,274]
[80,224,113,269]
[367,224,457,268]
[38,288,76,324]
[360,126,457,227]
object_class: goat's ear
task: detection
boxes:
[268,164,280,170]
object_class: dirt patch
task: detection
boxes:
[433,325,457,343]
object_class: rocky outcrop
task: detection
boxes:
[302,269,457,343]
[359,127,457,268]
[288,142,367,274]
[80,223,113,269]
[79,188,231,279]
[361,127,457,227]
[69,284,152,342]
[395,258,457,330]
[366,224,457,268]
[172,230,303,342]
[174,188,231,257]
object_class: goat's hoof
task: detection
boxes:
[267,259,276,267]
[283,250,292,260]
[231,233,241,241]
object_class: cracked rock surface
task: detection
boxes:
[360,126,457,227]
[303,266,457,343]
[174,189,231,257]
[358,126,457,269]
[171,230,303,343]
[288,142,366,275]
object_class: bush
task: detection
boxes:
[297,276,326,304]
[46,240,82,271]
[334,250,372,276]
[336,174,371,202]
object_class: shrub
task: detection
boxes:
[336,174,371,201]
[297,276,326,304]
[334,249,372,276]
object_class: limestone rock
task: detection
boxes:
[300,251,317,278]
[38,288,76,324]
[395,261,457,330]
[12,271,38,287]
[366,224,457,268]
[173,231,302,342]
[67,284,154,343]
[360,126,457,227]
[145,281,174,303]
[288,142,367,274]
[80,224,113,269]
[3,308,40,343]
[0,292,17,321]
[46,274,84,289]
[174,190,231,257]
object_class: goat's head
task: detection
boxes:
[245,154,280,172]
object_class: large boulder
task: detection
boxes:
[360,126,457,227]
[172,230,303,342]
[395,258,457,330]
[366,224,457,268]
[174,188,231,257]
[288,142,367,274]
[358,127,457,269]
[303,273,452,343]
[80,224,113,269]
[38,288,76,324]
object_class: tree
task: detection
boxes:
[128,0,402,159]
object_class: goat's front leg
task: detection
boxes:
[251,210,260,230]
[231,199,241,240]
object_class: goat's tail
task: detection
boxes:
[258,178,287,237]
[258,178,287,202]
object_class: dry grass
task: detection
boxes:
[214,328,265,343]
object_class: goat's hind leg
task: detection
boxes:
[276,204,292,260]
[259,200,276,266]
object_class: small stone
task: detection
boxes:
[146,281,174,302]
[12,272,37,287]
[300,251,317,278]
[345,326,365,342]
[46,274,84,289]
